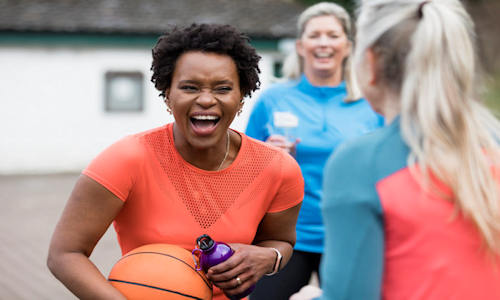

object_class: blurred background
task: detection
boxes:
[0,0,498,299]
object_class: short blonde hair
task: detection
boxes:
[282,2,361,101]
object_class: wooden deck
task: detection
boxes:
[0,174,121,299]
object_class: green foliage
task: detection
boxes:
[484,74,500,116]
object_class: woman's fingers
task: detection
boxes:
[208,263,253,297]
[266,135,300,154]
[206,257,243,282]
[206,244,273,295]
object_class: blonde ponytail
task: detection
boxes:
[357,0,500,252]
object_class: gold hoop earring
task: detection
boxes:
[165,98,172,114]
[237,100,245,116]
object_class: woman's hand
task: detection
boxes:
[265,135,300,156]
[206,202,302,298]
[205,243,276,298]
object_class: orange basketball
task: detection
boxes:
[108,244,213,300]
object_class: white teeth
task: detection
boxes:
[192,115,219,120]
[315,53,333,58]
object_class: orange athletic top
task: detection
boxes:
[83,123,304,299]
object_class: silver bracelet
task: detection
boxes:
[265,247,283,276]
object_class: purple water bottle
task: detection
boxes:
[193,234,255,299]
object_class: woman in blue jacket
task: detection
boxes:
[292,0,500,299]
[246,2,383,299]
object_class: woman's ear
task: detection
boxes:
[237,98,245,116]
[365,48,379,85]
[346,40,353,55]
[341,40,353,63]
[164,89,172,112]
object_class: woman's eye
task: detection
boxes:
[180,85,198,92]
[215,87,232,94]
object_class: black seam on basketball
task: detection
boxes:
[108,279,203,299]
[118,251,212,289]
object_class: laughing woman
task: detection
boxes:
[246,3,382,299]
[47,24,304,300]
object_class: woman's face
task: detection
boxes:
[166,51,243,149]
[297,15,351,77]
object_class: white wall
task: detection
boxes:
[0,45,276,174]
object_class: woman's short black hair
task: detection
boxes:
[151,23,261,98]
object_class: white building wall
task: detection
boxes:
[0,45,276,174]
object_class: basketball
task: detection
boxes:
[108,244,213,300]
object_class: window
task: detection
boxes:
[105,71,144,112]
[273,60,284,78]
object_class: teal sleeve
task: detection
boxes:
[245,97,270,141]
[319,143,384,300]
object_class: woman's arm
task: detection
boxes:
[47,175,126,300]
[206,203,301,298]
[252,202,301,269]
[207,147,304,297]
[319,142,385,300]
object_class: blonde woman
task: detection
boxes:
[245,2,382,299]
[315,0,500,299]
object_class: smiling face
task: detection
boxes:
[297,15,351,83]
[166,51,243,150]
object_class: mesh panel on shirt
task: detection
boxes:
[143,128,279,229]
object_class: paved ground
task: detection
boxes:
[0,173,121,299]
[0,173,318,299]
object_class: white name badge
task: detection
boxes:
[273,112,299,128]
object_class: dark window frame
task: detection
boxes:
[104,71,144,112]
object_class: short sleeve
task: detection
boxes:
[267,151,304,213]
[82,135,144,202]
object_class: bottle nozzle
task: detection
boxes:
[196,234,215,251]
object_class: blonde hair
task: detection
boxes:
[283,1,361,101]
[355,0,500,252]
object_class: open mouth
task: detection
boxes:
[314,52,334,59]
[190,115,220,135]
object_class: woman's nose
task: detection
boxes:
[196,90,217,107]
[318,34,329,46]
